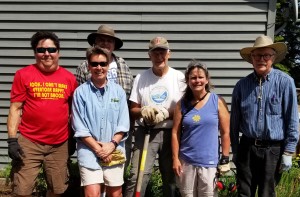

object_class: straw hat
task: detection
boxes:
[87,25,123,50]
[240,35,287,64]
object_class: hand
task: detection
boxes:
[68,127,77,156]
[141,106,157,125]
[279,154,292,173]
[99,150,126,167]
[101,154,112,163]
[97,141,115,159]
[153,107,169,124]
[93,143,103,158]
[173,158,183,177]
[218,155,230,175]
[7,138,24,161]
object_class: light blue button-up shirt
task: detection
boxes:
[72,80,129,169]
[230,68,299,154]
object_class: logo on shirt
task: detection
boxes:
[192,115,201,122]
[107,63,118,84]
[111,98,119,102]
[150,86,168,104]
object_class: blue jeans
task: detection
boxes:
[124,127,177,197]
[236,136,283,197]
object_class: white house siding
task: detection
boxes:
[0,0,276,168]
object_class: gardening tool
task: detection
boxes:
[135,124,152,197]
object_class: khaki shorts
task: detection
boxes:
[79,164,124,187]
[11,135,69,196]
[176,159,217,197]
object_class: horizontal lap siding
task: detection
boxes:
[0,0,275,168]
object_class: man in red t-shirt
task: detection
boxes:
[7,31,77,197]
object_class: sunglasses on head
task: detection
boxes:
[36,47,58,53]
[89,61,108,67]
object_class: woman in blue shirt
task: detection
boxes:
[172,59,231,197]
[72,46,129,197]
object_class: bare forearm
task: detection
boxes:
[221,133,230,156]
[171,131,180,160]
[112,132,124,144]
[7,102,22,138]
[81,136,101,151]
[130,107,141,120]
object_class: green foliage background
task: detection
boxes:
[275,0,300,86]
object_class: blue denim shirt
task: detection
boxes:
[230,68,299,154]
[72,80,129,169]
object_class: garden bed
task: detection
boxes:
[0,178,11,197]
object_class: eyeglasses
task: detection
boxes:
[150,49,168,56]
[36,47,58,53]
[95,37,115,44]
[251,54,275,61]
[89,61,108,67]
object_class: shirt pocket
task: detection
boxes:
[267,95,281,115]
[107,102,120,124]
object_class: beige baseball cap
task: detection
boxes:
[149,36,169,51]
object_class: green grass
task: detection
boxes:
[276,155,300,197]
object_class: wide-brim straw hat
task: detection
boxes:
[240,35,287,64]
[87,25,123,50]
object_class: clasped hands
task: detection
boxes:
[141,105,169,125]
[94,141,115,163]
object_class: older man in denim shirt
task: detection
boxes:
[230,35,299,197]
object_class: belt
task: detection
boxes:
[242,136,283,147]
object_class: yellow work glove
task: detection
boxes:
[141,106,157,125]
[100,149,126,167]
[153,106,169,124]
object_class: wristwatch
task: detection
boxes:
[110,139,118,148]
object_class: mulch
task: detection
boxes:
[0,178,11,197]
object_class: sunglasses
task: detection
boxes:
[251,54,275,61]
[36,47,58,53]
[89,61,108,67]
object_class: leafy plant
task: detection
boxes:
[0,164,11,185]
[2,155,300,196]
[33,168,47,196]
[146,167,163,197]
[217,174,237,197]
[0,160,82,196]
[276,154,300,197]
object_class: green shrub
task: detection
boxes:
[276,154,300,197]
[146,167,163,197]
[217,174,237,197]
[0,164,11,185]
[0,160,81,196]
[2,155,300,197]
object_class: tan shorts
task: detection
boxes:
[11,135,69,196]
[176,159,217,197]
[79,164,124,187]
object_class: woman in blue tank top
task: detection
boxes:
[171,59,231,197]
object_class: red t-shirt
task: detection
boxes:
[11,64,77,144]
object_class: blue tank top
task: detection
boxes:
[180,93,219,167]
